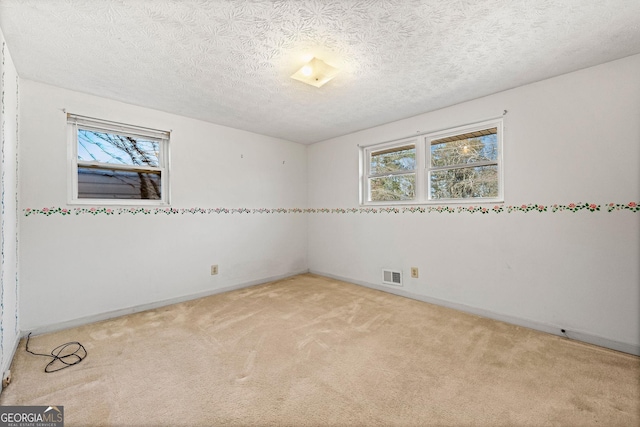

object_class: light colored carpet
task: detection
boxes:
[1,274,638,426]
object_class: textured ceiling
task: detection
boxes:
[1,0,640,144]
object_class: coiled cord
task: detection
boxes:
[25,333,87,373]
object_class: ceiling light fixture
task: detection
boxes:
[291,57,339,88]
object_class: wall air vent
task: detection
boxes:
[382,269,403,286]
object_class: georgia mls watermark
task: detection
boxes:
[0,406,63,427]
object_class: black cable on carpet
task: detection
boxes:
[25,333,87,373]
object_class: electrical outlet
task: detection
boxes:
[411,267,419,278]
[211,265,218,275]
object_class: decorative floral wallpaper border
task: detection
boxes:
[23,202,639,217]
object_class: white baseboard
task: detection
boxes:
[25,269,310,337]
[310,270,640,356]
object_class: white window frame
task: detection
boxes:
[360,118,503,205]
[67,114,171,206]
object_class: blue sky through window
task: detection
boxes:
[77,129,160,167]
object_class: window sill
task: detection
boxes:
[68,199,170,207]
[361,199,504,207]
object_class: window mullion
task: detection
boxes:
[368,170,416,179]
[77,160,161,173]
[429,160,498,172]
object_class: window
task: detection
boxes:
[365,139,417,202]
[361,119,502,204]
[67,114,170,205]
[428,126,499,201]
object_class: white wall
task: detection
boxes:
[0,31,20,374]
[13,52,640,355]
[308,54,640,354]
[19,81,308,332]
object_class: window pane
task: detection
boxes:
[78,167,161,200]
[78,129,160,167]
[369,174,415,201]
[430,165,498,199]
[370,145,415,175]
[431,131,497,167]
